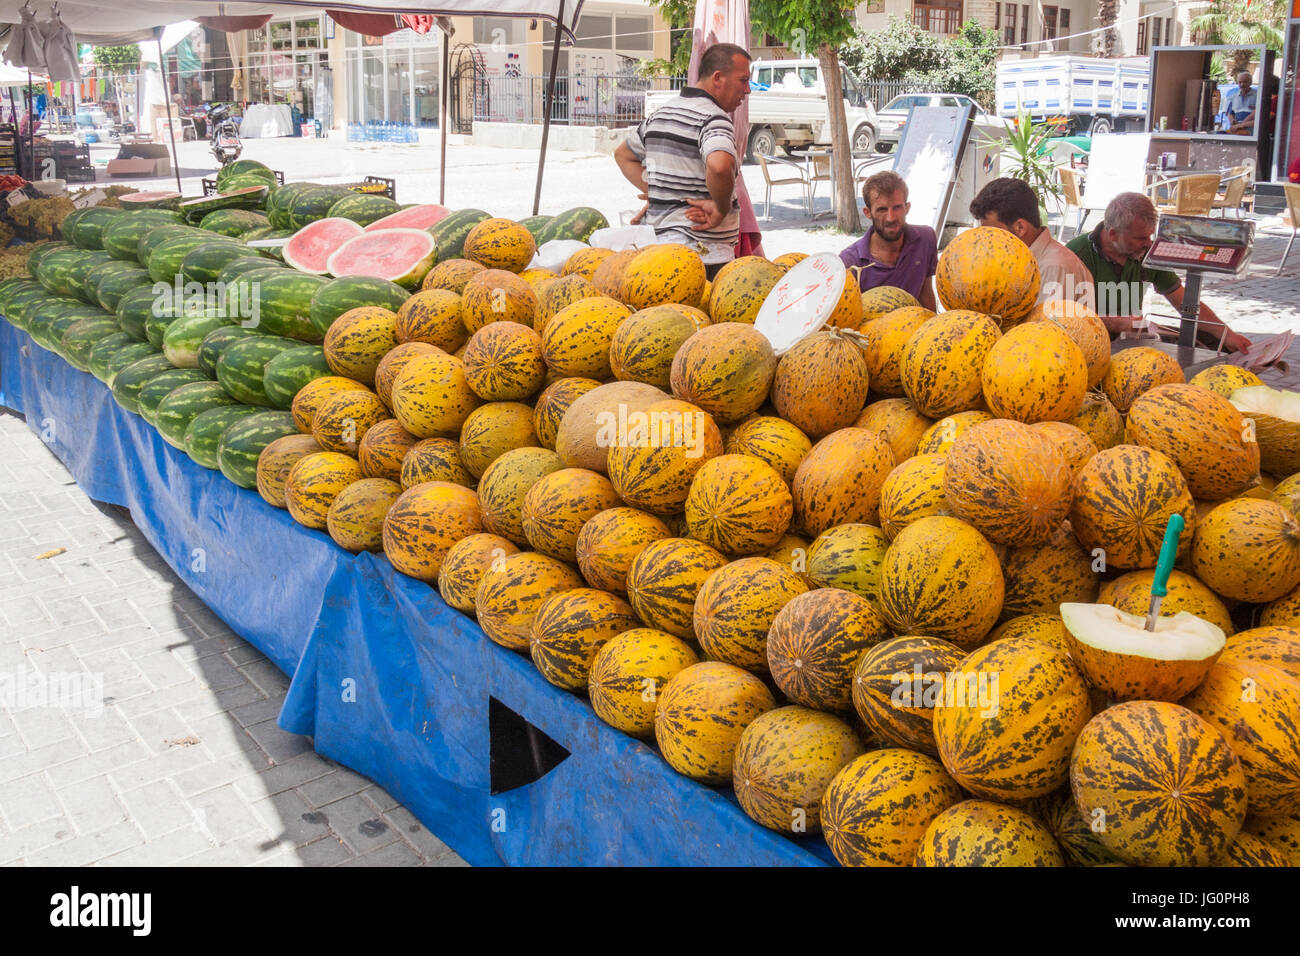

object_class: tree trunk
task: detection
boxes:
[817,44,860,234]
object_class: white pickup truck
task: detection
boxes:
[643,58,880,162]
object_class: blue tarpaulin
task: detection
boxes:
[0,320,831,867]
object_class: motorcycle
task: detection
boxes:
[208,103,242,167]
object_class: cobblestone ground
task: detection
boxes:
[0,411,466,867]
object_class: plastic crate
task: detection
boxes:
[349,175,396,201]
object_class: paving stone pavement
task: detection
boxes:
[0,411,466,867]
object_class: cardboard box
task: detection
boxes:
[107,156,170,177]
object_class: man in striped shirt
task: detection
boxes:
[615,43,752,277]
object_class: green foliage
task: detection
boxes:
[92,45,141,74]
[990,106,1063,212]
[848,18,1000,110]
[748,1,860,54]
[846,16,946,79]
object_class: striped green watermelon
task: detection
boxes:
[308,276,410,337]
[116,286,167,342]
[35,247,90,297]
[197,326,264,377]
[429,208,490,261]
[137,369,212,426]
[0,277,40,313]
[48,313,100,361]
[100,342,160,387]
[180,242,264,286]
[61,316,123,372]
[163,313,236,368]
[216,335,306,406]
[83,260,138,302]
[156,381,239,449]
[287,185,355,231]
[26,300,93,351]
[535,207,609,245]
[185,405,263,469]
[67,251,114,303]
[148,234,241,284]
[519,215,553,241]
[267,183,317,230]
[26,240,69,278]
[217,410,300,488]
[101,212,184,262]
[179,186,270,223]
[60,208,92,244]
[200,208,270,237]
[282,218,364,275]
[90,264,150,312]
[68,207,125,251]
[2,285,51,330]
[217,259,289,288]
[262,345,332,409]
[136,224,202,269]
[93,267,153,314]
[111,354,177,415]
[145,308,189,350]
[328,193,400,227]
[325,229,436,289]
[253,272,329,340]
[87,333,137,382]
[216,159,275,189]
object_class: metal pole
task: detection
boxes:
[26,70,34,181]
[439,24,450,206]
[1178,271,1202,350]
[156,31,184,195]
[532,0,566,217]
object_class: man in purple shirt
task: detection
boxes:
[839,170,938,311]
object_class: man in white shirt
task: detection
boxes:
[1222,72,1258,134]
[969,177,1096,310]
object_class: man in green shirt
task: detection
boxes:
[1066,192,1251,353]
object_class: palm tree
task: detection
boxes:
[1093,0,1118,57]
[1190,0,1286,76]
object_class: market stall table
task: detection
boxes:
[0,318,833,868]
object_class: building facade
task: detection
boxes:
[854,0,1204,57]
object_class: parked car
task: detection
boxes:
[644,58,879,161]
[875,93,999,152]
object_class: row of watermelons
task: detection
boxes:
[220,220,1300,867]
[6,198,1300,866]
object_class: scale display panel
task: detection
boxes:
[1143,214,1255,275]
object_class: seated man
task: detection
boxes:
[839,171,938,310]
[1065,192,1251,353]
[1222,72,1258,135]
[969,176,1095,310]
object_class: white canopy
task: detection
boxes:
[0,1,585,44]
[0,60,45,84]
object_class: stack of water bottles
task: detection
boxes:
[346,122,420,143]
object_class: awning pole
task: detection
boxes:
[26,69,34,181]
[157,30,184,195]
[533,0,566,217]
[439,21,450,206]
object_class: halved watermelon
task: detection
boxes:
[326,229,437,289]
[362,204,452,233]
[282,218,365,275]
[119,191,182,210]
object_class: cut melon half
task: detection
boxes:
[363,204,452,233]
[326,228,438,289]
[119,191,182,209]
[282,217,365,275]
[1232,385,1300,477]
[1060,602,1226,702]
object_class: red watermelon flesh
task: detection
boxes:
[283,217,365,275]
[363,204,452,233]
[326,228,437,289]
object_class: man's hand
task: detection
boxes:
[629,202,649,225]
[1221,328,1252,353]
[685,197,725,231]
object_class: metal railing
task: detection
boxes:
[472,73,687,128]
